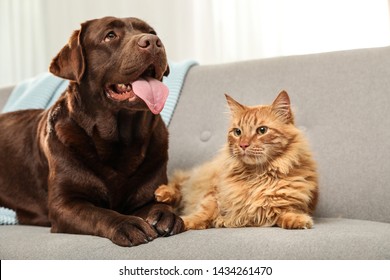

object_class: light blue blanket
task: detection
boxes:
[0,60,197,225]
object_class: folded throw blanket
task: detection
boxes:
[0,207,18,225]
[0,60,197,225]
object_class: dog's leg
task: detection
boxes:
[49,199,160,247]
[136,202,185,236]
[47,159,161,247]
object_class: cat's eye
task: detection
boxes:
[103,31,117,42]
[233,128,241,136]
[257,126,268,135]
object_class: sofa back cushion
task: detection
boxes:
[168,46,390,223]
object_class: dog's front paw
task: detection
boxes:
[110,216,158,247]
[146,204,185,236]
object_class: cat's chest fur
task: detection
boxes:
[214,161,282,227]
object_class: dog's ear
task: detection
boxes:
[50,28,85,83]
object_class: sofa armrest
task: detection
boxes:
[0,85,14,111]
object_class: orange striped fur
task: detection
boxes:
[155,91,318,230]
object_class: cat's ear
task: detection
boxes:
[225,94,246,115]
[272,91,294,123]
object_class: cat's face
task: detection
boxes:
[226,91,296,166]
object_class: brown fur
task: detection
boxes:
[0,17,184,247]
[155,91,318,230]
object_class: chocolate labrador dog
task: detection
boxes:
[0,16,184,246]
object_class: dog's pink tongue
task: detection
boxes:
[132,77,169,114]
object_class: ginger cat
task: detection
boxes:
[155,91,318,230]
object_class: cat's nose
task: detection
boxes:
[240,142,250,150]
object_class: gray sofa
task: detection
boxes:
[1,46,389,260]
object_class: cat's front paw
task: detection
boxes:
[155,184,176,204]
[182,216,210,230]
[277,212,313,229]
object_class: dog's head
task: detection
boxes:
[50,16,170,114]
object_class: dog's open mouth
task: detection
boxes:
[106,83,135,101]
[104,67,169,115]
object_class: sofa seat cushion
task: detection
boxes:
[1,218,388,260]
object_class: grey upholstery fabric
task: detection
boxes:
[1,46,389,259]
[1,218,389,259]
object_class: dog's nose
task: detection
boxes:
[138,34,162,49]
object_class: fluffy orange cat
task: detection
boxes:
[155,91,318,230]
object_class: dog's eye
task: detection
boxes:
[103,31,117,42]
[149,30,157,35]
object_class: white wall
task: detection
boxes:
[1,0,390,87]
